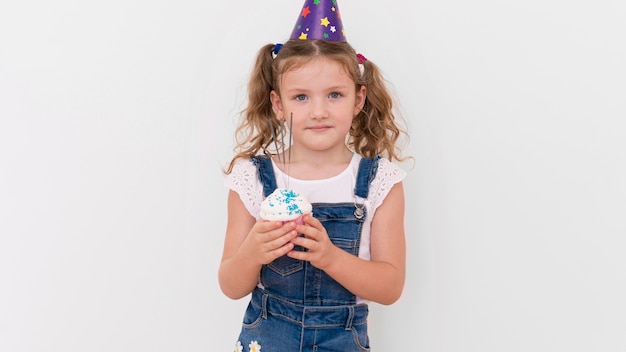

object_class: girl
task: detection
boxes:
[220,1,408,350]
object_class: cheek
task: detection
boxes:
[279,102,300,117]
[286,117,305,134]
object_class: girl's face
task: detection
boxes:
[270,57,366,158]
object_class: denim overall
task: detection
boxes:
[236,155,380,352]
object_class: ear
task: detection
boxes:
[270,90,284,119]
[354,85,367,115]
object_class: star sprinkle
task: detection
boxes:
[330,26,336,33]
[323,33,329,39]
[299,32,308,40]
[313,0,321,5]
[301,6,311,18]
[320,17,330,27]
[331,6,336,11]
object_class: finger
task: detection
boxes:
[286,248,309,261]
[251,222,280,243]
[299,216,326,236]
[266,229,299,251]
[258,241,295,265]
[255,220,286,233]
[301,214,322,228]
[295,222,324,242]
[290,235,318,251]
[269,241,295,259]
[260,221,297,241]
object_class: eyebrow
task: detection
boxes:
[284,85,350,93]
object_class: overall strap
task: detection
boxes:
[254,154,380,198]
[251,155,277,197]
[354,156,381,198]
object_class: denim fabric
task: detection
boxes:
[236,155,378,352]
[238,288,370,352]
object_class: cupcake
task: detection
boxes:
[260,188,312,224]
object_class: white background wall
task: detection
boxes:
[1,0,625,351]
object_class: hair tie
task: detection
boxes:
[273,43,283,57]
[357,53,367,64]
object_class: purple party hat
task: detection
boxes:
[289,0,346,42]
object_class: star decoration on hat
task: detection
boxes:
[320,17,330,27]
[301,6,311,18]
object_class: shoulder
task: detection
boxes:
[368,157,407,210]
[224,158,257,186]
[224,158,263,218]
[375,157,407,181]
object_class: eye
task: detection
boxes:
[294,94,307,101]
[329,92,342,99]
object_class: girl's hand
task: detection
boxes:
[240,220,299,266]
[287,214,339,270]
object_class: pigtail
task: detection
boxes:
[350,58,406,162]
[225,44,277,174]
[247,43,276,122]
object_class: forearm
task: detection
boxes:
[218,250,262,300]
[324,247,405,305]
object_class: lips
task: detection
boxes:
[307,125,332,132]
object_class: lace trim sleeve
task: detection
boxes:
[368,158,407,211]
[223,159,263,219]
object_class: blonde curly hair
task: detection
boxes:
[225,39,408,174]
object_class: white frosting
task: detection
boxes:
[259,188,312,221]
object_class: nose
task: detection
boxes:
[310,98,328,119]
